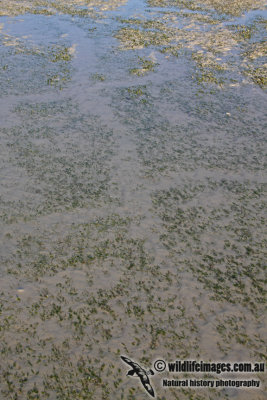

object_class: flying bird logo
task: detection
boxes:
[121,355,155,398]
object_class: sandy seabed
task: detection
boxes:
[0,0,266,399]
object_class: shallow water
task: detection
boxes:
[0,0,266,399]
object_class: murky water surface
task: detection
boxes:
[0,0,266,399]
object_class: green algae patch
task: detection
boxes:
[192,51,229,86]
[200,0,266,17]
[244,41,267,60]
[115,27,173,49]
[231,24,254,40]
[147,0,266,17]
[242,40,267,88]
[180,11,221,25]
[147,0,205,12]
[0,0,127,17]
[130,56,159,76]
[244,66,267,88]
[49,45,74,63]
[91,73,106,81]
[0,30,75,92]
[114,4,267,89]
[126,85,148,97]
[159,44,181,56]
[115,17,237,87]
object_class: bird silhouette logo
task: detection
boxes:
[121,355,155,398]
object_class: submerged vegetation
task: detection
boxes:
[130,57,159,76]
[0,0,266,399]
[0,0,127,17]
[1,0,266,89]
[115,6,266,89]
[147,0,265,16]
